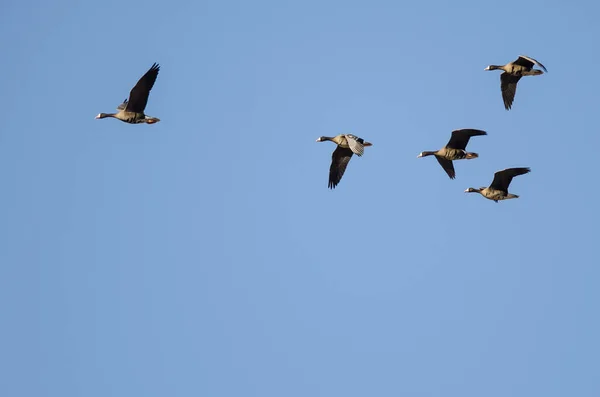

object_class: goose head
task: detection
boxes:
[417,151,436,158]
[484,65,502,71]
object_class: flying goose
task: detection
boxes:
[465,167,531,202]
[484,55,547,110]
[417,129,487,179]
[96,63,161,124]
[316,134,372,189]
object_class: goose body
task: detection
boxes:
[96,63,161,124]
[316,134,372,189]
[465,167,531,203]
[485,55,547,110]
[418,129,487,179]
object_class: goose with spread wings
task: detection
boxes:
[418,129,487,179]
[316,134,372,189]
[96,63,161,124]
[484,55,547,110]
[465,167,531,202]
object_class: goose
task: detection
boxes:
[96,63,161,124]
[417,129,487,179]
[484,55,547,110]
[316,134,372,189]
[465,167,531,203]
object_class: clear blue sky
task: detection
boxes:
[1,0,599,396]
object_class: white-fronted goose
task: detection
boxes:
[316,134,372,189]
[465,167,531,203]
[96,63,161,124]
[484,55,547,110]
[417,129,487,179]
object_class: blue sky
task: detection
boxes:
[1,0,599,396]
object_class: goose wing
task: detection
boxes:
[116,99,128,110]
[515,55,547,72]
[446,129,487,150]
[489,167,531,192]
[435,157,455,179]
[500,73,521,110]
[343,134,365,156]
[125,63,160,113]
[329,146,354,189]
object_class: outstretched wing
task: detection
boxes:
[125,63,160,113]
[446,129,487,150]
[490,167,531,192]
[435,157,456,179]
[515,55,547,72]
[500,72,521,110]
[329,146,354,189]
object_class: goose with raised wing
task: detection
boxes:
[418,129,487,179]
[316,134,372,189]
[484,55,547,110]
[96,63,161,124]
[465,167,531,202]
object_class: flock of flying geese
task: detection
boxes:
[95,55,546,203]
[315,55,546,202]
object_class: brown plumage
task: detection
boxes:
[485,55,547,110]
[418,129,487,179]
[316,134,372,189]
[96,63,161,124]
[465,167,531,202]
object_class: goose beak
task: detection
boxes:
[417,153,423,158]
[464,189,470,193]
[484,66,491,71]
[95,114,101,119]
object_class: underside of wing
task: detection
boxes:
[500,73,521,110]
[329,146,354,189]
[126,63,160,113]
[435,157,455,179]
[490,167,530,192]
